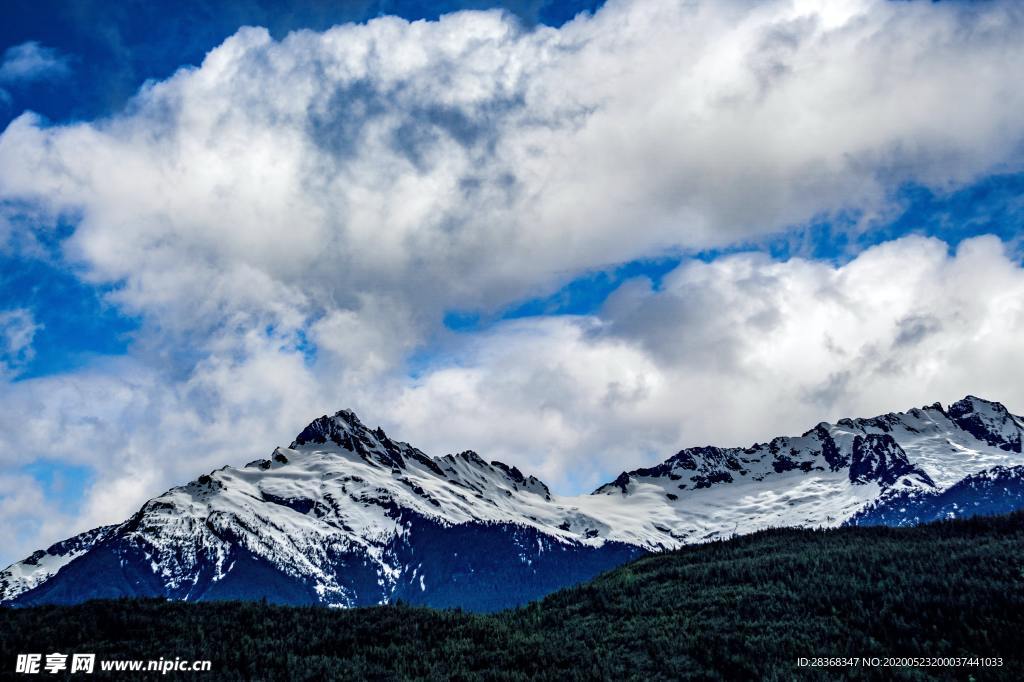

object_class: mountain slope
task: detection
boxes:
[0,526,114,604]
[591,395,1023,539]
[3,395,1023,609]
[848,464,1024,527]
[2,512,1022,680]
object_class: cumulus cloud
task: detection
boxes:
[382,235,1024,486]
[2,0,1024,563]
[2,0,1024,342]
[0,42,71,84]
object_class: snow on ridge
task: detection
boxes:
[3,396,1022,605]
[600,396,1023,498]
[0,525,117,603]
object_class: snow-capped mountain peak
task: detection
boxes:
[947,395,1023,453]
[274,410,554,511]
[3,396,1022,610]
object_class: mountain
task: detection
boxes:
[848,464,1024,527]
[0,525,114,606]
[3,395,1023,610]
[3,512,1022,680]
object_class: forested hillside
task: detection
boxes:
[2,513,1023,680]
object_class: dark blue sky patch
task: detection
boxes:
[872,173,1024,258]
[693,173,1024,266]
[503,257,683,318]
[443,310,483,332]
[0,254,138,379]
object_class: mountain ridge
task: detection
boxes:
[3,394,1023,609]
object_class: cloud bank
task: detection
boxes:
[1,0,1023,562]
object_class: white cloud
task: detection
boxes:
[379,235,1024,487]
[3,234,1024,567]
[0,42,70,84]
[1,0,1023,342]
[0,308,40,376]
[2,1,1024,563]
[0,474,50,557]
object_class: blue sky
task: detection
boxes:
[1,0,1024,564]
